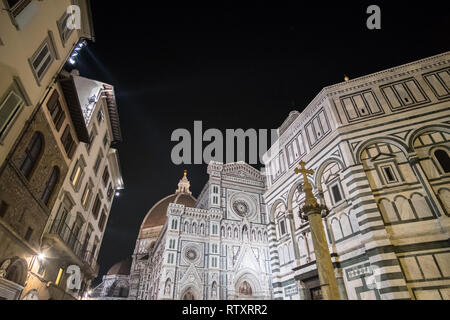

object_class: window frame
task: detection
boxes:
[28,36,56,84]
[46,90,65,131]
[98,208,107,231]
[41,166,59,206]
[103,133,109,148]
[375,160,402,186]
[97,108,104,124]
[91,194,102,220]
[279,219,286,236]
[0,90,24,141]
[57,10,74,46]
[81,180,94,210]
[4,0,32,27]
[433,148,450,175]
[106,182,114,201]
[102,166,110,187]
[86,125,97,153]
[70,159,85,192]
[20,131,44,179]
[61,125,76,159]
[93,149,103,175]
[211,224,218,235]
[328,180,345,206]
[211,256,218,268]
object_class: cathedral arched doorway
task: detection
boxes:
[234,273,261,299]
[238,281,252,296]
[181,288,196,300]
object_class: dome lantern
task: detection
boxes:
[176,170,192,195]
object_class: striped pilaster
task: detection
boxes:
[343,165,411,300]
[267,223,283,299]
[365,240,411,299]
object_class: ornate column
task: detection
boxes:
[295,161,340,300]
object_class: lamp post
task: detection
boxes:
[294,161,340,300]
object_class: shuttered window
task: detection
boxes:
[92,194,101,220]
[47,90,65,131]
[6,0,32,17]
[61,125,75,158]
[98,209,107,231]
[41,166,59,205]
[0,91,24,138]
[20,132,43,179]
[30,39,54,82]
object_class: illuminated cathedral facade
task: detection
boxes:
[130,164,272,300]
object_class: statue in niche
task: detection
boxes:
[164,278,172,296]
[211,282,217,298]
[242,226,249,241]
[182,289,195,300]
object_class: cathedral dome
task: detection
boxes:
[140,171,196,229]
[141,193,196,228]
[107,258,131,276]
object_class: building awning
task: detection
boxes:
[58,75,90,143]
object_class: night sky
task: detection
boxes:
[73,2,449,284]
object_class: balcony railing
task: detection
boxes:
[8,0,32,18]
[47,219,99,274]
[48,218,84,258]
[81,250,99,274]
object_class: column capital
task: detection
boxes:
[303,204,328,217]
[407,153,420,165]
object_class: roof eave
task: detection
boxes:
[58,75,90,143]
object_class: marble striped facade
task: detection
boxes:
[263,51,450,300]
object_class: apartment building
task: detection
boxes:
[22,70,124,300]
[0,0,99,300]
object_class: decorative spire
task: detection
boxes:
[176,170,192,195]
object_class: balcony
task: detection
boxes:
[6,0,32,18]
[81,249,99,277]
[43,219,99,277]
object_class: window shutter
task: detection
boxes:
[68,140,76,159]
[0,91,23,136]
[47,89,59,112]
[55,111,65,131]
